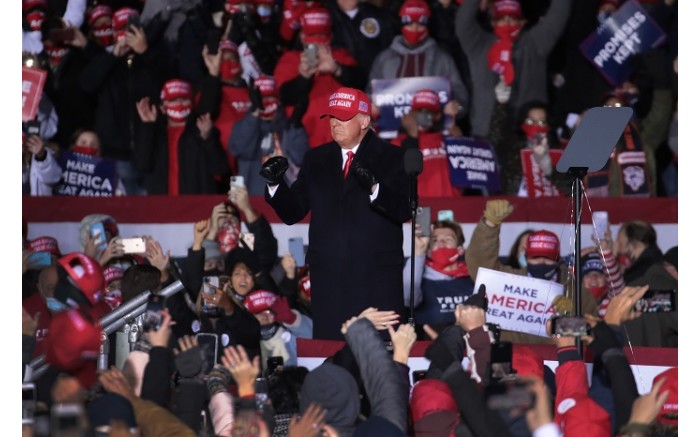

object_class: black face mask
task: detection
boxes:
[260,323,279,341]
[526,263,558,281]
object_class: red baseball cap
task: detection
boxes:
[23,0,47,12]
[88,5,113,27]
[512,346,544,379]
[160,79,193,102]
[525,230,560,261]
[254,75,278,98]
[244,290,278,314]
[492,0,522,19]
[28,236,61,257]
[300,7,332,43]
[653,367,678,426]
[219,39,238,53]
[45,309,102,388]
[103,266,124,284]
[225,0,254,14]
[399,0,431,25]
[112,7,139,31]
[320,87,371,121]
[411,89,441,113]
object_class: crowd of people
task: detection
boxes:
[22,0,677,198]
[22,0,679,435]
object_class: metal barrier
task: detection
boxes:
[26,280,185,381]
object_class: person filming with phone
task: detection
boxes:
[261,86,411,340]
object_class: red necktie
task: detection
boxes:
[342,150,354,179]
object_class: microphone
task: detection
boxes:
[404,147,424,175]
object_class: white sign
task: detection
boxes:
[474,268,563,337]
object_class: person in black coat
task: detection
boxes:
[261,87,411,340]
[133,76,230,195]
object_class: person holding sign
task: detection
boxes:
[465,199,598,344]
[392,89,462,198]
[261,87,410,340]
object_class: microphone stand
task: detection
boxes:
[408,172,419,327]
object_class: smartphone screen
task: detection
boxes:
[90,222,108,252]
[143,294,164,332]
[288,237,305,267]
[28,251,52,269]
[416,206,431,237]
[490,342,513,381]
[196,333,219,374]
[551,316,590,337]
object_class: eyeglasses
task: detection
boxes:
[524,118,547,127]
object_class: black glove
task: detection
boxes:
[350,160,378,194]
[174,345,205,379]
[590,321,622,357]
[248,80,263,113]
[260,156,289,185]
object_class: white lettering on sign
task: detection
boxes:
[593,11,647,67]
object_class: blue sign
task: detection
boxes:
[370,76,452,139]
[444,137,501,192]
[579,0,666,86]
[55,152,119,197]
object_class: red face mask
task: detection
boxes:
[588,285,608,301]
[494,23,523,41]
[26,10,45,31]
[428,247,460,270]
[220,59,242,82]
[401,26,428,46]
[45,45,68,68]
[217,222,241,253]
[520,123,548,140]
[92,24,114,47]
[164,101,192,123]
[72,145,99,156]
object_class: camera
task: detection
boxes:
[303,43,319,69]
[142,294,164,332]
[484,341,535,414]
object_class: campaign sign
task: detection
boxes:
[520,149,564,198]
[474,268,563,337]
[55,153,119,197]
[370,76,451,139]
[444,137,501,192]
[22,67,47,122]
[579,0,666,86]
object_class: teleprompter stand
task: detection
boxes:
[556,106,632,352]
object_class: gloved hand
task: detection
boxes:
[270,295,297,325]
[494,76,512,104]
[248,80,263,113]
[174,344,205,379]
[483,199,513,226]
[552,295,573,315]
[350,160,378,194]
[260,156,289,185]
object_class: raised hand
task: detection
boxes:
[389,323,417,364]
[221,345,260,397]
[197,113,213,140]
[483,199,514,226]
[136,97,157,122]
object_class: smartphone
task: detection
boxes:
[412,369,428,384]
[592,211,608,241]
[90,222,108,252]
[254,377,269,411]
[142,294,164,332]
[48,28,76,43]
[242,232,255,251]
[490,341,513,381]
[485,378,535,412]
[230,175,245,189]
[22,382,36,424]
[28,251,52,269]
[23,120,41,137]
[201,277,222,317]
[206,28,222,55]
[288,237,305,267]
[120,237,146,254]
[635,289,677,313]
[266,356,284,375]
[196,333,219,374]
[50,403,84,435]
[303,43,318,69]
[416,206,431,237]
[127,14,141,30]
[437,209,455,222]
[550,315,591,337]
[203,276,220,289]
